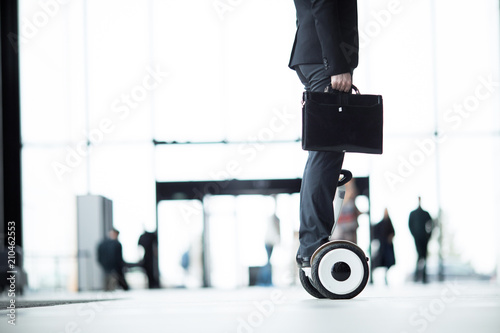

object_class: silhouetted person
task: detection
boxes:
[97,228,129,291]
[372,208,395,284]
[138,231,160,288]
[257,208,281,286]
[409,197,433,283]
[265,201,281,265]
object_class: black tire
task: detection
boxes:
[299,268,326,299]
[311,241,369,299]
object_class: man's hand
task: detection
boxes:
[330,72,352,92]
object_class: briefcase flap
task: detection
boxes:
[303,91,382,108]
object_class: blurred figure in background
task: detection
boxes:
[257,197,281,286]
[409,197,433,283]
[138,230,160,289]
[331,181,360,243]
[97,228,129,291]
[264,210,281,265]
[371,208,396,285]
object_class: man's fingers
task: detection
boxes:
[340,81,348,92]
[330,73,352,92]
[343,81,352,92]
[332,81,350,92]
[341,78,351,92]
[331,80,345,91]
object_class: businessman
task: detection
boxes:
[289,0,359,267]
[409,197,433,283]
[97,228,130,290]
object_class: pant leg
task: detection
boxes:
[114,269,130,291]
[265,244,274,264]
[104,273,114,291]
[295,64,345,258]
[414,241,429,282]
[420,242,429,283]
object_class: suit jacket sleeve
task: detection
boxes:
[409,213,416,236]
[310,0,358,76]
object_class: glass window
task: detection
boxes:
[19,0,500,289]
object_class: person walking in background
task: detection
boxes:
[289,0,359,268]
[372,208,396,285]
[331,181,360,243]
[257,197,281,286]
[138,230,160,289]
[97,228,130,291]
[409,197,433,283]
[264,197,281,265]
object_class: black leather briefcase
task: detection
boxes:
[302,85,383,154]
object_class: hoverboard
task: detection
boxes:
[299,170,369,299]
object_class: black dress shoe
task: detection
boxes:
[296,255,311,268]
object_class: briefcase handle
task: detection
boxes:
[324,84,360,95]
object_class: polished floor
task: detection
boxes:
[1,281,499,333]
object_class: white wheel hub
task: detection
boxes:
[317,248,364,295]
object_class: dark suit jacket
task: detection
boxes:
[289,0,359,76]
[97,238,125,273]
[409,207,433,243]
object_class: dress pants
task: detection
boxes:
[295,64,345,259]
